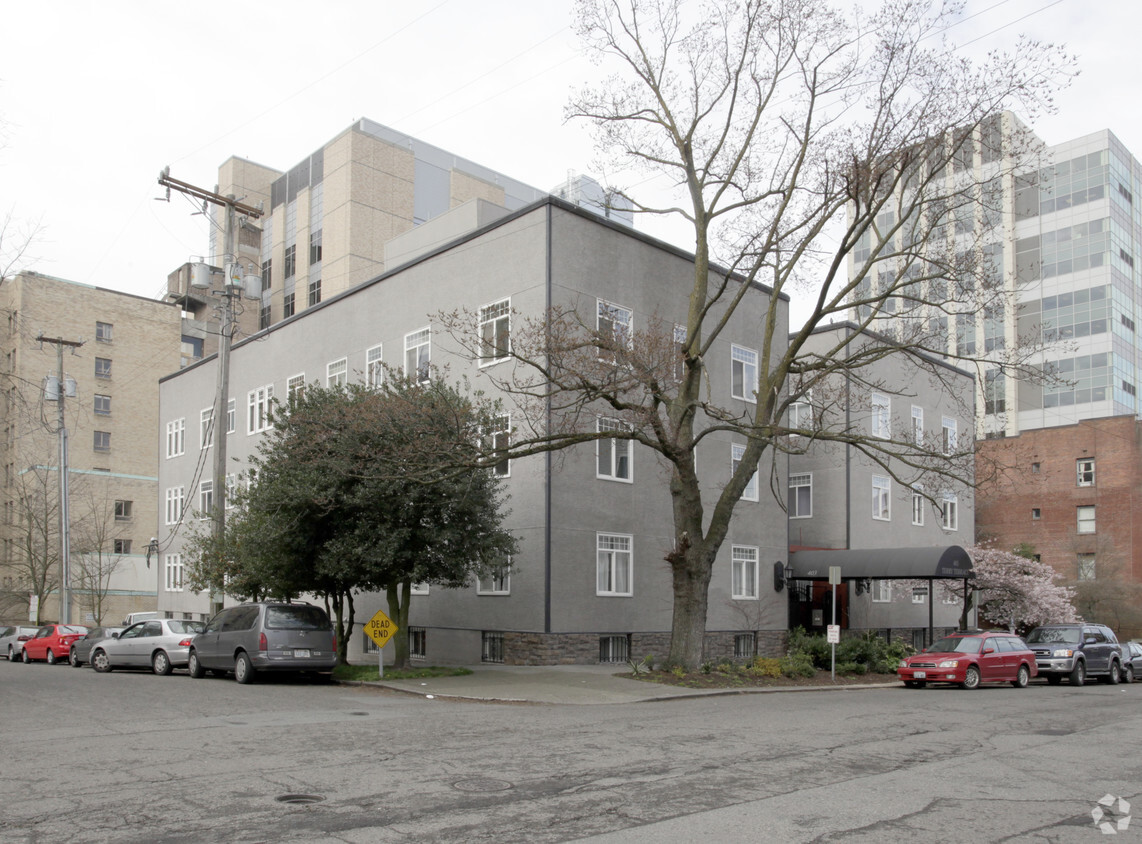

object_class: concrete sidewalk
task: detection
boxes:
[345,664,897,704]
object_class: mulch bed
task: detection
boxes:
[625,668,898,689]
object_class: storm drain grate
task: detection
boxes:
[276,794,326,805]
[452,778,513,793]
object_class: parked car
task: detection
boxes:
[21,624,89,664]
[1025,623,1122,686]
[0,626,39,662]
[897,630,1038,690]
[1120,641,1142,683]
[90,619,205,675]
[69,626,124,667]
[188,602,337,684]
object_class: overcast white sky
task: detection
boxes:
[2,0,1139,302]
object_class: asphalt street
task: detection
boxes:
[1,657,1140,843]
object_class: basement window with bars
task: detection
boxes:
[482,631,504,664]
[599,635,630,664]
[734,633,756,659]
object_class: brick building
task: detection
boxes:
[0,271,183,626]
[975,415,1142,636]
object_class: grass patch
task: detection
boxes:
[333,663,473,682]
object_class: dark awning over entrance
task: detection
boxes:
[788,545,973,581]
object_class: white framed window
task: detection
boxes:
[165,486,184,526]
[478,562,511,595]
[789,473,812,518]
[871,392,890,439]
[872,475,890,520]
[94,394,111,415]
[731,545,759,599]
[166,418,185,458]
[366,345,384,388]
[597,418,632,482]
[405,327,431,384]
[114,500,132,521]
[912,487,924,526]
[247,384,274,434]
[872,580,891,602]
[479,298,511,366]
[731,344,758,401]
[326,358,347,387]
[911,405,924,443]
[199,480,213,519]
[732,443,758,501]
[596,533,633,596]
[287,373,305,402]
[1077,553,1096,581]
[164,554,183,592]
[226,474,238,510]
[942,416,957,454]
[94,431,110,452]
[1076,458,1095,487]
[411,582,430,595]
[200,407,214,450]
[912,585,928,604]
[1077,505,1096,534]
[95,321,113,342]
[226,398,235,434]
[941,494,959,530]
[597,299,633,362]
[484,414,510,478]
[789,397,812,433]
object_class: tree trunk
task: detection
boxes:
[666,544,714,669]
[387,582,412,670]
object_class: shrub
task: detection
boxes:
[835,661,867,675]
[786,626,831,668]
[779,652,816,678]
[748,657,783,678]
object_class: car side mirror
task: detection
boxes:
[111,632,120,639]
[982,647,995,654]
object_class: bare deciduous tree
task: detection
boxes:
[437,0,1072,668]
[70,489,130,625]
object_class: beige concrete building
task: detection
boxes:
[208,118,549,332]
[0,271,182,626]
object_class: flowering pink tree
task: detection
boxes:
[938,545,1079,632]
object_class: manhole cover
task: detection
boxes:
[452,777,513,793]
[275,794,326,805]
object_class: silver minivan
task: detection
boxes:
[187,602,337,684]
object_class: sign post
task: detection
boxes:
[364,608,398,679]
[828,566,841,682]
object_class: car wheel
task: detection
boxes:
[152,650,172,676]
[961,665,981,690]
[21,649,29,663]
[234,651,255,684]
[187,650,205,679]
[1069,660,1085,686]
[45,649,56,665]
[1012,664,1030,689]
[70,649,81,667]
[1107,661,1121,685]
[6,646,12,661]
[1046,675,1062,685]
[91,649,112,673]
[1124,664,1135,684]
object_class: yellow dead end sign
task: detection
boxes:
[365,608,398,648]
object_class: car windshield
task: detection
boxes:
[266,605,329,630]
[927,636,983,654]
[167,620,204,635]
[1026,627,1081,645]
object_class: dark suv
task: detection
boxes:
[188,602,337,684]
[1025,623,1122,686]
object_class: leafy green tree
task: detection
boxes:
[185,377,516,666]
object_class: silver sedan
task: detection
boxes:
[0,626,39,661]
[90,619,205,675]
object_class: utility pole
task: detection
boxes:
[38,334,83,625]
[157,169,262,553]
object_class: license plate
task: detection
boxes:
[913,671,926,679]
[294,649,311,658]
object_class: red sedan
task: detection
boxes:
[897,630,1038,689]
[22,624,89,664]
